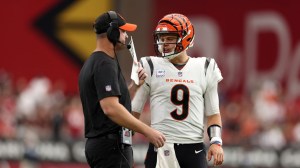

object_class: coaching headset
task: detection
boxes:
[94,11,131,48]
[93,11,119,45]
[107,11,120,46]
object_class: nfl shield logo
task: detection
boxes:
[105,85,112,91]
[178,72,183,77]
[164,150,170,156]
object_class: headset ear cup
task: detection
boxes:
[107,27,113,42]
[112,28,120,44]
[107,26,120,45]
[106,11,120,45]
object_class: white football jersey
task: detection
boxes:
[132,56,223,143]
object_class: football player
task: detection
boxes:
[132,13,224,168]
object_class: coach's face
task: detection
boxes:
[116,29,128,49]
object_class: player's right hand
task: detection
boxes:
[137,62,147,86]
[207,144,224,166]
[146,128,166,148]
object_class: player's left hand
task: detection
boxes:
[207,144,224,166]
[137,62,148,86]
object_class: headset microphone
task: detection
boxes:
[117,41,131,49]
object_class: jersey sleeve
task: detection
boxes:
[205,58,223,89]
[94,60,121,101]
[131,57,151,113]
[204,58,222,116]
[140,57,153,85]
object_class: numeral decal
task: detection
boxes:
[170,84,189,120]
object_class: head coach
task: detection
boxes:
[78,11,166,168]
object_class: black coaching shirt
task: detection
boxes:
[78,51,131,138]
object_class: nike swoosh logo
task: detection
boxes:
[195,149,203,154]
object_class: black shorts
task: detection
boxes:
[85,134,133,168]
[145,143,207,168]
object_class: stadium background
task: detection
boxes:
[1,0,300,167]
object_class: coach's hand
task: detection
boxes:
[146,128,166,148]
[208,144,224,166]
